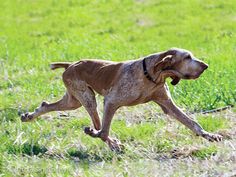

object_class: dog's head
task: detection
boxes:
[154,48,208,85]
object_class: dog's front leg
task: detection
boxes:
[154,98,223,142]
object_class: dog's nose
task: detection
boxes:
[201,62,208,70]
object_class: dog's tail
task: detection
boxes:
[50,62,71,70]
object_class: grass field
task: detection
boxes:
[0,0,236,176]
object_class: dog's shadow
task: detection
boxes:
[7,142,47,156]
[7,142,121,163]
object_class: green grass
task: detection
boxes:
[197,115,229,132]
[0,0,236,176]
[191,145,218,159]
[0,113,233,176]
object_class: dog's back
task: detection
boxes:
[53,60,123,95]
[74,60,123,94]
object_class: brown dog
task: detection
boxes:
[21,48,223,151]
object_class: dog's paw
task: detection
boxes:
[84,127,100,137]
[202,132,223,142]
[106,137,124,153]
[21,112,34,122]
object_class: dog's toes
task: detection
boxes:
[84,127,93,135]
[21,112,34,122]
[106,137,124,153]
[214,134,223,142]
[21,113,28,122]
[202,132,223,142]
[212,134,223,142]
[84,127,100,137]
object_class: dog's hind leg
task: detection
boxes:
[84,98,124,151]
[21,92,81,122]
[68,81,101,130]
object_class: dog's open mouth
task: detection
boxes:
[172,73,200,84]
[170,72,202,85]
[183,73,201,80]
[162,70,183,86]
[170,76,180,85]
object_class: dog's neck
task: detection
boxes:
[142,54,178,85]
[142,54,163,84]
[142,58,157,84]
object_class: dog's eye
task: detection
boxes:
[185,55,191,60]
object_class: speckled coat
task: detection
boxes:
[21,48,223,151]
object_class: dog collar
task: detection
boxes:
[142,58,156,84]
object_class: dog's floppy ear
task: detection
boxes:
[154,55,173,73]
[154,49,181,86]
[154,49,177,73]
